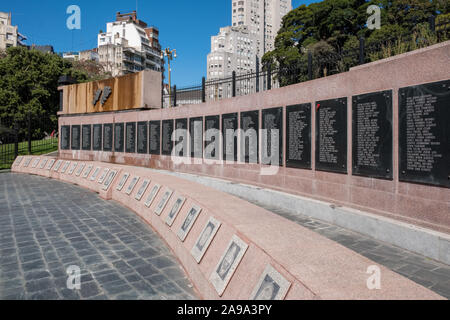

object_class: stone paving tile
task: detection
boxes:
[0,173,198,300]
[240,197,450,299]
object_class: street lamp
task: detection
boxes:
[161,48,177,107]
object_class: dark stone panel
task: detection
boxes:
[352,90,393,180]
[103,123,113,152]
[93,124,102,151]
[82,124,92,151]
[240,110,259,164]
[149,121,161,155]
[60,126,70,150]
[175,118,188,157]
[114,123,124,153]
[286,104,312,169]
[205,115,219,160]
[161,120,174,156]
[315,98,348,174]
[190,117,203,158]
[137,121,148,154]
[71,125,81,150]
[125,122,136,153]
[262,107,283,167]
[222,113,238,162]
[399,79,450,188]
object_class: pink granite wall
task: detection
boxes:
[58,41,450,234]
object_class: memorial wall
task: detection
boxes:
[58,41,450,234]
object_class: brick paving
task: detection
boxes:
[0,173,198,300]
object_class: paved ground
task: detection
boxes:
[239,197,450,299]
[0,173,198,300]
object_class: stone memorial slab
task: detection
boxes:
[103,123,113,151]
[82,124,92,151]
[61,161,71,173]
[125,176,140,195]
[240,110,259,163]
[89,167,101,181]
[222,113,238,162]
[53,160,63,172]
[23,157,32,167]
[135,179,151,201]
[154,189,173,216]
[39,158,48,169]
[102,170,118,191]
[14,156,23,166]
[46,159,55,170]
[205,115,219,160]
[162,119,174,156]
[31,158,40,168]
[177,204,202,242]
[137,121,148,154]
[125,122,136,153]
[191,216,221,263]
[262,107,283,166]
[114,123,125,152]
[149,121,161,155]
[190,117,203,158]
[286,103,312,169]
[116,173,130,191]
[98,168,110,184]
[82,164,93,178]
[74,163,84,176]
[210,234,248,296]
[68,162,78,175]
[399,79,450,188]
[352,90,393,179]
[144,184,161,208]
[71,125,81,150]
[60,126,70,150]
[315,98,348,173]
[165,196,186,227]
[93,124,102,151]
[175,118,188,157]
[250,265,291,300]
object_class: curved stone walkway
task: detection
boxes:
[0,173,198,300]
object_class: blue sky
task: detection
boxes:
[2,0,315,86]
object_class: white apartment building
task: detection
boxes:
[97,11,162,77]
[0,12,26,50]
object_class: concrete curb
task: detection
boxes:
[158,170,450,266]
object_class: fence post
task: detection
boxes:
[14,122,19,159]
[232,71,236,97]
[27,111,32,155]
[173,85,177,107]
[429,15,436,32]
[201,77,206,103]
[267,64,272,91]
[308,51,313,80]
[255,57,260,93]
[359,37,365,65]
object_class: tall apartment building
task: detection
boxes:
[0,12,27,50]
[97,11,162,77]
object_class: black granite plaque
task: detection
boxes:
[93,124,102,151]
[161,120,174,156]
[205,115,219,160]
[175,118,188,157]
[190,117,203,158]
[82,124,92,151]
[222,113,238,162]
[71,125,81,150]
[315,98,347,173]
[114,123,124,152]
[352,91,393,179]
[61,125,70,150]
[286,104,311,169]
[137,121,148,154]
[103,123,113,151]
[399,79,450,188]
[240,111,259,163]
[125,122,136,153]
[149,121,161,155]
[262,107,283,166]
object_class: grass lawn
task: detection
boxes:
[0,138,58,170]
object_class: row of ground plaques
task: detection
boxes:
[60,79,448,188]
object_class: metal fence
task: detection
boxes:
[163,15,449,108]
[0,113,58,169]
